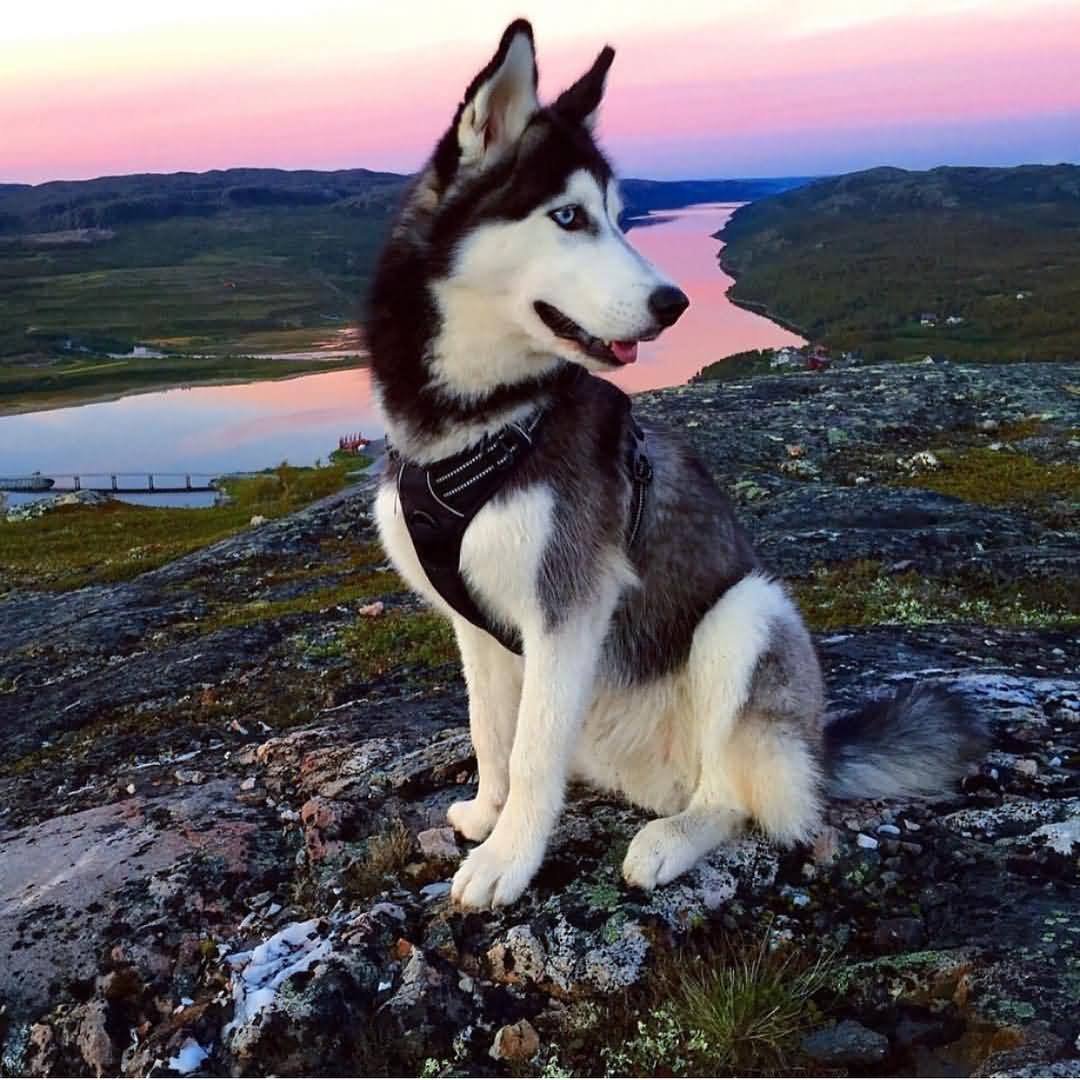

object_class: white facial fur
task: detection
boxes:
[430,169,676,396]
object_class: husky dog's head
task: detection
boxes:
[370,19,688,440]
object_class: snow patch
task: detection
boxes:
[168,1037,209,1074]
[224,919,334,1037]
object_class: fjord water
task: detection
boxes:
[0,204,803,504]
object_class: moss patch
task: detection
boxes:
[189,572,406,634]
[791,560,1079,631]
[895,447,1079,509]
[340,609,459,679]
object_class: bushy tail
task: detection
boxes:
[825,682,987,800]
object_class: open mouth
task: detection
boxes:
[534,301,648,366]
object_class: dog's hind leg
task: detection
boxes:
[623,573,825,889]
[447,619,523,842]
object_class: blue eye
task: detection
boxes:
[550,204,586,230]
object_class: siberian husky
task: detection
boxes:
[368,20,984,910]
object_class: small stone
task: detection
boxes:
[813,826,839,864]
[802,1020,889,1066]
[902,819,921,831]
[490,1020,540,1062]
[417,826,460,862]
[240,776,257,791]
[420,881,451,901]
[1015,759,1038,777]
[856,833,879,849]
[877,823,901,835]
[125,783,136,795]
[174,768,205,786]
[249,515,267,526]
[358,601,384,618]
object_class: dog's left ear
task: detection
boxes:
[553,45,615,130]
[455,19,539,171]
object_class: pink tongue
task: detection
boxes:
[610,340,638,365]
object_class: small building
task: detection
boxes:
[920,313,938,327]
[945,315,965,326]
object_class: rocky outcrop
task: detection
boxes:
[1,361,1077,1076]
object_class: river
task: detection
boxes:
[0,204,803,506]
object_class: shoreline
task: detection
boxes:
[0,355,369,418]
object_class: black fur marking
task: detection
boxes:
[553,45,615,123]
[432,19,538,194]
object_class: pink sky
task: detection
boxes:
[3,0,1078,184]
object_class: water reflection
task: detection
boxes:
[1,204,802,504]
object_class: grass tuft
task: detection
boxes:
[344,820,416,898]
[603,933,835,1076]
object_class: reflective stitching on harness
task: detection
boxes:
[434,448,486,484]
[443,462,497,497]
[426,470,466,518]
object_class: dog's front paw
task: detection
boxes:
[450,835,540,911]
[446,797,501,842]
[622,818,699,891]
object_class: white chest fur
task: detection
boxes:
[374,477,555,638]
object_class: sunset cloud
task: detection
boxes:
[3,0,1077,183]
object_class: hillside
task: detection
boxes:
[0,169,807,369]
[718,164,1080,361]
[1,361,1077,1076]
[0,169,406,362]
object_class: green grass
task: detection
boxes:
[189,573,406,633]
[0,167,402,361]
[0,461,352,592]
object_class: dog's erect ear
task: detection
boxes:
[553,45,615,130]
[455,19,539,170]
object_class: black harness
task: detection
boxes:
[389,407,651,654]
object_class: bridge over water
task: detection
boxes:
[0,472,223,494]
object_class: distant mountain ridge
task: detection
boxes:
[0,168,814,235]
[718,163,1080,362]
[619,176,814,217]
[0,168,406,234]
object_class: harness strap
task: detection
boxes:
[627,418,652,549]
[389,402,651,655]
[393,416,543,654]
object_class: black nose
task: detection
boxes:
[649,285,689,327]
